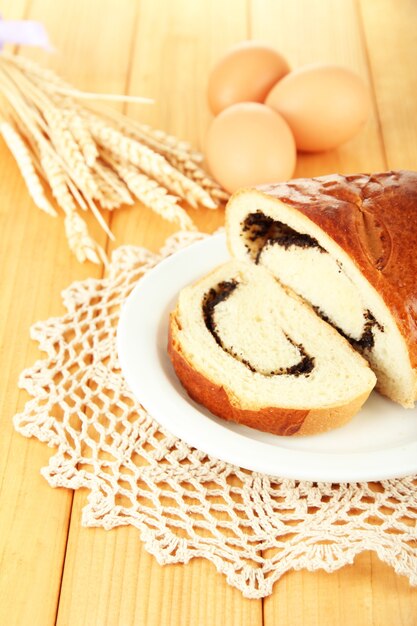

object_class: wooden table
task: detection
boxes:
[1,0,416,624]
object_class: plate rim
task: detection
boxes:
[117,233,417,482]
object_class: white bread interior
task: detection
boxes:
[172,260,376,420]
[226,189,417,407]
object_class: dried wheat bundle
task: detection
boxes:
[0,51,228,263]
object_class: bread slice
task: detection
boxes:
[226,170,417,407]
[168,260,376,436]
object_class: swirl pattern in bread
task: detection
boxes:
[168,260,376,436]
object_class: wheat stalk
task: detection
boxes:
[84,105,228,206]
[66,112,98,167]
[89,118,217,210]
[64,210,107,264]
[92,159,134,209]
[83,103,202,162]
[0,51,228,264]
[166,153,230,204]
[39,148,77,213]
[115,160,195,230]
[0,121,57,216]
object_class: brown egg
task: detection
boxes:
[205,102,296,193]
[208,41,290,115]
[265,64,371,152]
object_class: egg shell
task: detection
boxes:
[208,41,290,115]
[265,63,371,152]
[205,102,296,193]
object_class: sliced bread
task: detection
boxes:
[168,260,376,436]
[226,171,417,407]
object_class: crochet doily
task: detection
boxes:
[13,231,417,599]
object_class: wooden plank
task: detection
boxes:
[57,491,262,626]
[354,4,417,620]
[250,0,386,177]
[250,0,417,623]
[0,0,137,624]
[56,1,261,625]
[264,552,417,626]
[0,101,76,626]
[358,0,417,169]
[0,0,30,19]
[99,0,233,253]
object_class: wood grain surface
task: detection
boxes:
[0,0,416,624]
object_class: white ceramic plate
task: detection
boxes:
[117,233,417,482]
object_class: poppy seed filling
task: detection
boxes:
[202,279,315,377]
[242,211,325,263]
[313,306,383,352]
[241,211,384,352]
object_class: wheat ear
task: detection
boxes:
[115,160,195,230]
[90,119,217,209]
[0,121,57,216]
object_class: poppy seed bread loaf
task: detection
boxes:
[226,170,417,407]
[168,260,376,436]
